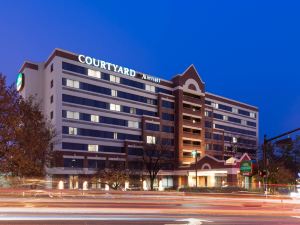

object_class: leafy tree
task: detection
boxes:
[0,74,56,179]
[142,140,173,190]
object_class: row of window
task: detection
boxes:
[183,140,201,146]
[214,124,256,136]
[62,62,172,95]
[63,78,158,106]
[62,110,140,128]
[205,121,256,136]
[206,111,257,127]
[205,100,256,118]
[62,142,125,153]
[145,136,174,146]
[62,94,157,117]
[205,143,223,151]
[223,136,257,145]
[62,126,142,141]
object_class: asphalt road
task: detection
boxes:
[0,193,299,224]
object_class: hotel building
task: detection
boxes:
[18,49,258,189]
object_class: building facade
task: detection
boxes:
[18,49,258,190]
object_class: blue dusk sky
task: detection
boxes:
[0,0,299,142]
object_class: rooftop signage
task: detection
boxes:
[78,54,160,83]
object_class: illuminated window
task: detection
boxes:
[241,120,247,125]
[91,115,99,123]
[66,79,79,88]
[250,112,256,118]
[110,103,121,112]
[145,84,155,92]
[212,102,219,109]
[130,107,136,114]
[232,108,238,113]
[232,137,238,144]
[66,111,79,120]
[68,127,77,135]
[128,121,139,128]
[111,89,118,97]
[110,75,120,83]
[223,115,228,121]
[88,144,98,152]
[146,136,156,144]
[113,132,118,140]
[88,69,101,79]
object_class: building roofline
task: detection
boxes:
[206,92,258,111]
[19,61,39,73]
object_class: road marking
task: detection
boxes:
[0,215,212,224]
[176,218,212,225]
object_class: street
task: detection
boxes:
[0,192,299,224]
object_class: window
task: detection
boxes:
[232,108,238,113]
[50,63,53,72]
[145,84,155,92]
[162,125,174,133]
[146,136,156,144]
[50,95,53,103]
[110,103,121,111]
[50,80,53,88]
[88,69,101,78]
[110,75,120,83]
[114,132,118,139]
[111,89,118,97]
[50,111,53,119]
[241,120,247,125]
[66,79,79,88]
[66,111,79,120]
[223,115,228,121]
[162,113,174,121]
[250,112,256,118]
[130,107,136,114]
[88,144,98,152]
[91,114,99,123]
[212,102,218,109]
[162,100,174,109]
[68,127,77,135]
[147,99,154,105]
[128,121,139,128]
[145,123,160,131]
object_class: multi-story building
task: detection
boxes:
[18,48,258,189]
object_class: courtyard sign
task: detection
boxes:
[78,54,160,83]
[16,73,25,92]
[240,161,253,176]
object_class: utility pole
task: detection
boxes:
[263,128,300,195]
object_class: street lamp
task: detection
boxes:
[192,150,198,188]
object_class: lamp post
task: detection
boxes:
[71,156,76,189]
[192,150,198,188]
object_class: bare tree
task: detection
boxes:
[96,162,129,190]
[142,140,173,191]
